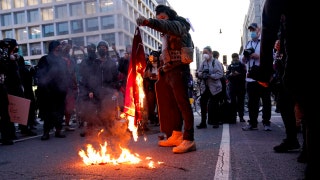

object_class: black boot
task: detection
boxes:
[55,130,66,138]
[41,133,50,140]
[196,123,207,129]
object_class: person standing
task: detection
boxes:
[60,40,78,131]
[136,4,196,153]
[17,56,37,136]
[143,50,161,127]
[36,40,69,140]
[225,53,247,123]
[241,23,272,131]
[196,47,224,129]
[261,1,318,179]
[79,40,119,136]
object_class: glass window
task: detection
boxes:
[14,11,25,24]
[86,35,99,45]
[14,0,24,8]
[19,44,28,56]
[70,3,83,17]
[2,30,14,39]
[28,9,39,23]
[1,13,12,26]
[15,28,28,41]
[85,18,99,32]
[42,24,54,37]
[85,1,96,15]
[1,0,11,10]
[29,26,41,39]
[30,43,41,55]
[101,15,114,30]
[101,33,115,46]
[41,7,54,21]
[55,5,68,19]
[28,0,38,6]
[71,37,84,47]
[41,0,52,3]
[56,22,69,35]
[100,0,115,12]
[71,20,83,34]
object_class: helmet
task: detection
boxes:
[97,40,109,49]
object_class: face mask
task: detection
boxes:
[98,49,106,57]
[250,31,258,39]
[202,54,209,60]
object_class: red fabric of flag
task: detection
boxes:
[123,27,146,126]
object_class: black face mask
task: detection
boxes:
[98,49,106,57]
[88,51,96,58]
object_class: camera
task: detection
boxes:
[202,69,209,79]
[243,48,255,58]
[0,38,18,61]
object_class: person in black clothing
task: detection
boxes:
[261,1,318,179]
[17,56,37,136]
[143,50,161,127]
[78,40,119,136]
[226,53,247,123]
[78,43,97,136]
[0,80,14,145]
[36,40,69,140]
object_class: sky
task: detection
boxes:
[168,0,249,65]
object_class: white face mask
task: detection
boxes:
[202,54,210,60]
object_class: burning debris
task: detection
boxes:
[79,27,159,168]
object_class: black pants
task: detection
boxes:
[246,81,271,126]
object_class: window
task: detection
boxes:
[14,0,24,8]
[28,9,39,23]
[55,5,68,19]
[86,35,99,45]
[85,1,96,15]
[2,30,14,39]
[101,33,115,46]
[42,24,54,37]
[41,7,54,21]
[14,11,25,24]
[100,0,115,12]
[30,43,41,55]
[85,18,99,32]
[41,0,52,3]
[1,0,11,10]
[56,22,69,35]
[70,3,83,17]
[19,44,28,56]
[71,20,83,33]
[15,28,28,41]
[28,0,38,6]
[101,15,114,30]
[71,37,84,47]
[1,13,12,26]
[29,26,41,39]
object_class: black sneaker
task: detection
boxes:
[273,139,300,153]
[196,123,207,129]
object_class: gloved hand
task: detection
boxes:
[136,16,149,26]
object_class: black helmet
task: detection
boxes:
[97,40,109,48]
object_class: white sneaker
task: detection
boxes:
[172,140,196,154]
[158,131,183,147]
[264,125,272,131]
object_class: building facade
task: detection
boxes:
[0,0,164,64]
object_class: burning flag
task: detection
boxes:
[123,27,146,141]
